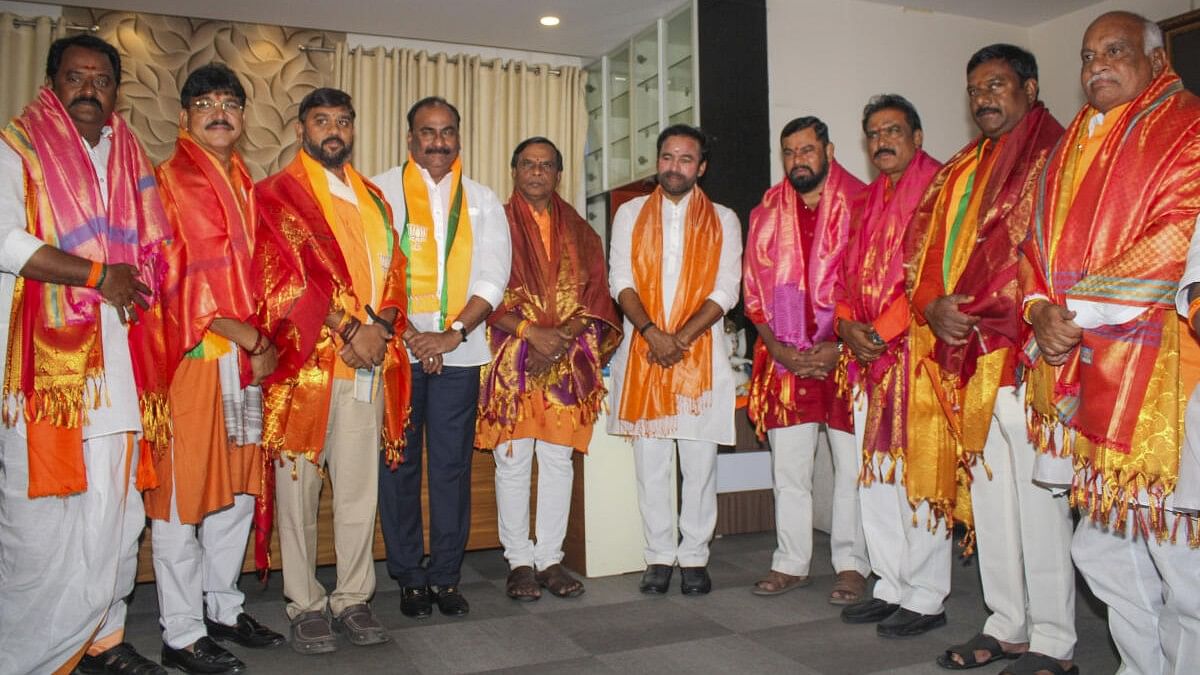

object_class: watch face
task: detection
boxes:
[451,321,465,331]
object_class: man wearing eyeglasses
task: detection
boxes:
[254,87,410,655]
[834,94,945,638]
[476,137,620,602]
[144,63,286,673]
[0,35,172,674]
[373,96,511,620]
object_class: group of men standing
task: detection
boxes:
[744,9,1200,675]
[0,7,1197,675]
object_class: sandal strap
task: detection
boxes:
[944,633,1005,667]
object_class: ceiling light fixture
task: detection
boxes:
[540,15,561,27]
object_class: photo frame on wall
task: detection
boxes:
[1162,9,1200,95]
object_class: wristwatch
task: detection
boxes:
[451,320,468,343]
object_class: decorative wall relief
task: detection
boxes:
[63,7,343,179]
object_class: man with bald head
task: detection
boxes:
[1022,11,1200,674]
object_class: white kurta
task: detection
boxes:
[606,191,742,445]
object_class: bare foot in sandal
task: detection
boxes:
[536,564,585,598]
[936,633,1026,669]
[506,565,541,602]
[829,570,867,605]
[752,570,810,596]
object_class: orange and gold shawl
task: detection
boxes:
[1,88,173,498]
[617,187,722,432]
[904,103,1063,529]
[253,153,410,466]
[1021,69,1200,541]
[476,191,621,451]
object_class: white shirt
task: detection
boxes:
[0,127,141,440]
[373,163,511,368]
[606,190,743,444]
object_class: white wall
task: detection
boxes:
[1030,0,1194,118]
[766,0,1027,183]
[0,1,60,17]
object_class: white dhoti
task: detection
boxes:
[152,492,255,649]
[854,403,952,615]
[0,429,143,674]
[633,437,718,567]
[970,385,1076,658]
[767,423,869,577]
[494,438,575,571]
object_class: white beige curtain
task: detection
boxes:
[0,13,66,123]
[336,45,587,209]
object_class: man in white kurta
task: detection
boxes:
[608,124,742,596]
[0,35,167,675]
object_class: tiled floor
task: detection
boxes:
[121,530,1119,674]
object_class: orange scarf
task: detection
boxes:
[618,187,721,428]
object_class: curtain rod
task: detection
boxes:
[11,18,98,31]
[299,44,563,76]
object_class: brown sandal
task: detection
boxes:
[752,570,811,596]
[536,564,585,598]
[506,565,541,602]
[829,570,867,605]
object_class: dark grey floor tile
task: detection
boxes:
[598,634,819,675]
[389,614,587,673]
[372,580,527,628]
[548,599,731,655]
[478,656,617,674]
[666,582,843,632]
[744,616,957,673]
[521,572,655,614]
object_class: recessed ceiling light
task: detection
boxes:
[540,15,561,27]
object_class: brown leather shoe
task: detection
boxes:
[536,564,584,598]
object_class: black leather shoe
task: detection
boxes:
[161,636,245,674]
[205,612,285,649]
[840,598,900,624]
[679,566,712,595]
[432,585,470,617]
[639,564,673,594]
[76,642,167,674]
[400,585,433,619]
[876,607,947,638]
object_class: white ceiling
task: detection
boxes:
[21,0,1109,58]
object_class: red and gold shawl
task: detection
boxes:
[253,153,410,466]
[0,87,172,497]
[904,104,1063,529]
[618,187,722,431]
[476,191,621,450]
[745,161,864,435]
[156,133,257,368]
[1021,69,1200,541]
[835,150,940,484]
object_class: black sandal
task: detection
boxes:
[936,633,1021,670]
[1000,652,1079,675]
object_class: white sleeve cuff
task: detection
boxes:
[470,281,505,311]
[707,289,737,313]
[0,229,45,275]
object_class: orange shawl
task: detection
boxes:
[1021,69,1200,540]
[618,187,722,429]
[904,103,1063,529]
[253,153,410,466]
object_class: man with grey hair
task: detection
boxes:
[1022,10,1200,674]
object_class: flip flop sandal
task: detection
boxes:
[829,570,867,606]
[751,570,811,596]
[936,633,1021,670]
[1000,652,1079,675]
[506,565,541,602]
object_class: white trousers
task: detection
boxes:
[971,386,1076,658]
[855,403,951,615]
[1073,514,1200,674]
[767,423,869,577]
[152,492,255,649]
[494,438,575,570]
[0,430,142,674]
[633,437,717,567]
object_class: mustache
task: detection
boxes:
[1087,73,1119,87]
[974,106,1001,118]
[790,165,815,176]
[423,146,452,155]
[206,120,234,130]
[873,148,896,160]
[660,171,687,182]
[70,96,102,109]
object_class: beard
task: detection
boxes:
[788,158,829,193]
[304,135,352,169]
[658,170,698,197]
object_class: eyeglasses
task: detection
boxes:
[865,124,907,142]
[189,98,245,114]
[516,159,558,173]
